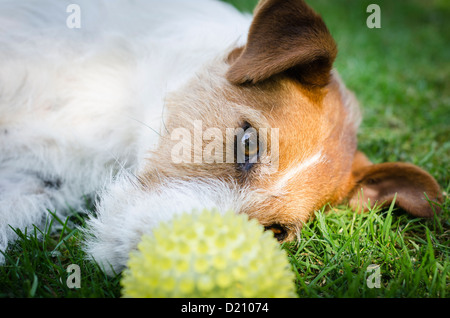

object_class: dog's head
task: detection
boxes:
[141,0,442,241]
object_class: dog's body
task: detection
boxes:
[0,0,442,273]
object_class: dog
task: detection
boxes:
[0,0,442,274]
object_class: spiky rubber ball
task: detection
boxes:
[121,209,297,298]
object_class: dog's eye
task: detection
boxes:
[236,123,259,171]
[241,131,258,158]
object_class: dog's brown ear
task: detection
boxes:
[226,0,337,86]
[348,152,443,217]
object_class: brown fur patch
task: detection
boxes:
[348,160,443,217]
[226,0,337,87]
[139,0,442,242]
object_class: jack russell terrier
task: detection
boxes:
[0,0,442,274]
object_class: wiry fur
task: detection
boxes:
[0,0,251,265]
[0,0,441,273]
[82,173,254,274]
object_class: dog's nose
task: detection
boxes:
[264,224,288,242]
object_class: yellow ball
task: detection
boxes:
[121,209,297,298]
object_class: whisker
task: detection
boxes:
[161,87,170,135]
[125,115,169,140]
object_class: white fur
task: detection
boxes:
[0,0,252,267]
[82,174,253,275]
[272,150,325,192]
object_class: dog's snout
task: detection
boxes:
[264,224,288,242]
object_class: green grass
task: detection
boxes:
[286,202,449,297]
[0,211,122,297]
[1,0,449,298]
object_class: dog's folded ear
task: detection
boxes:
[226,0,337,86]
[347,152,443,217]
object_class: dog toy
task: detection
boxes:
[121,209,297,298]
